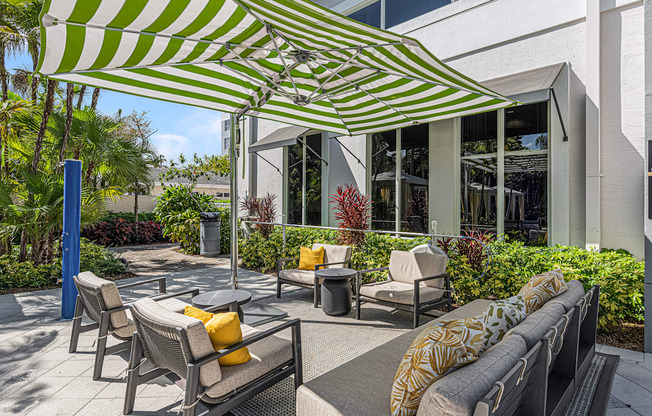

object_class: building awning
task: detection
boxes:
[248,126,311,153]
[481,63,565,104]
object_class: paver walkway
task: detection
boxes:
[0,244,649,415]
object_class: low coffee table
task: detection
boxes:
[192,289,252,322]
[316,268,356,316]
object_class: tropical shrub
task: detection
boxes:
[240,228,644,330]
[240,193,277,238]
[154,185,230,255]
[330,184,371,247]
[82,218,166,246]
[0,239,126,291]
[100,212,158,222]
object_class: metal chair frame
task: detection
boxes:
[276,257,352,308]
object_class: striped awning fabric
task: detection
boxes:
[37,0,517,135]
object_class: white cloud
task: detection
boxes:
[152,134,190,161]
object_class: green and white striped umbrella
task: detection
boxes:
[37,0,516,136]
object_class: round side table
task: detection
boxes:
[316,268,356,316]
[192,289,252,322]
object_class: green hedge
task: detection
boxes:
[240,228,644,329]
[101,212,158,222]
[0,239,126,291]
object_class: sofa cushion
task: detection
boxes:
[505,302,566,349]
[391,327,477,416]
[417,335,528,416]
[279,269,316,285]
[314,243,352,268]
[360,280,445,305]
[547,280,585,312]
[388,251,447,288]
[296,300,489,416]
[518,270,567,313]
[204,324,293,401]
[481,295,527,352]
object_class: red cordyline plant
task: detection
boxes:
[240,193,277,238]
[330,184,372,247]
[438,228,494,272]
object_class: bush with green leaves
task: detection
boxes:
[154,185,230,255]
[0,238,126,292]
[240,228,644,330]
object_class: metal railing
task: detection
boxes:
[241,220,492,280]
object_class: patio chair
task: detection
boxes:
[124,297,303,416]
[70,271,199,380]
[277,243,352,308]
[355,250,452,328]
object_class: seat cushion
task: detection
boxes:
[314,243,352,267]
[359,281,444,305]
[518,270,567,314]
[131,298,221,387]
[417,335,528,416]
[203,324,292,401]
[75,271,128,329]
[279,269,316,286]
[388,251,448,288]
[546,280,585,312]
[505,302,566,349]
[392,327,477,416]
[114,298,189,339]
[481,295,527,352]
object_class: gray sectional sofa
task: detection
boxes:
[296,280,600,416]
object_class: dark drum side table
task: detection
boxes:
[192,289,252,322]
[316,268,356,316]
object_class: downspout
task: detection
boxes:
[585,0,601,251]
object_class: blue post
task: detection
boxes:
[61,160,82,320]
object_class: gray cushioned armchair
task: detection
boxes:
[277,243,352,307]
[70,271,198,380]
[125,297,303,416]
[356,250,451,328]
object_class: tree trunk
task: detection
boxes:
[32,79,57,172]
[76,85,86,109]
[0,50,8,102]
[30,45,39,102]
[59,83,75,165]
[91,88,100,110]
[134,182,139,239]
[18,228,28,262]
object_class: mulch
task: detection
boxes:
[597,321,644,352]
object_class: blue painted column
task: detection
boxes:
[61,160,82,320]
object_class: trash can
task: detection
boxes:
[200,212,221,257]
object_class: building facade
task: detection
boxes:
[232,0,645,258]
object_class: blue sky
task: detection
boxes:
[6,53,223,162]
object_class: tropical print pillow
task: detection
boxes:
[481,295,527,352]
[518,269,568,314]
[425,316,485,356]
[391,327,476,416]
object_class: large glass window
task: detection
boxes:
[385,0,450,28]
[371,130,397,231]
[460,103,549,245]
[349,2,381,27]
[401,124,429,232]
[287,134,323,226]
[461,112,498,232]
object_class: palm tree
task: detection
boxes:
[7,0,41,101]
[0,5,21,102]
[0,92,31,177]
[58,82,74,164]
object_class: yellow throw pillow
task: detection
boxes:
[518,269,568,314]
[424,316,485,356]
[391,327,476,416]
[204,312,251,366]
[184,305,214,324]
[298,246,325,270]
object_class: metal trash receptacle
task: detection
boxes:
[200,212,221,257]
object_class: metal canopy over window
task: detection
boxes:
[248,126,311,153]
[481,63,565,104]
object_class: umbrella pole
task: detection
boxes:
[230,113,238,290]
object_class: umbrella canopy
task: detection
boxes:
[37,0,515,135]
[38,0,517,289]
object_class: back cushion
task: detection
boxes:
[132,298,221,387]
[389,251,448,288]
[75,271,128,329]
[313,243,352,268]
[505,302,565,349]
[417,335,527,416]
[546,280,585,312]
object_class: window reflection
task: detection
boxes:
[401,124,429,232]
[371,130,397,231]
[385,0,451,28]
[505,102,548,151]
[305,134,322,226]
[349,2,381,27]
[461,111,498,156]
[287,144,303,225]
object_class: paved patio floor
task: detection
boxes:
[0,245,650,416]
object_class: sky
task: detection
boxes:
[6,53,224,162]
